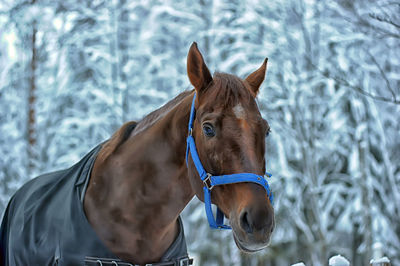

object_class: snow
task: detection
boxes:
[0,0,399,265]
[2,32,17,61]
[291,263,306,266]
[370,257,390,264]
[329,255,350,266]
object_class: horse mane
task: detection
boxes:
[132,90,193,134]
[97,90,192,162]
[97,121,137,162]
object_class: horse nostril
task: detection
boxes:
[239,207,274,235]
[240,211,253,234]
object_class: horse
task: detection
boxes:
[0,42,274,266]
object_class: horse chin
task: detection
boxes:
[232,232,270,253]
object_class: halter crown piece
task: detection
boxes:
[185,93,273,229]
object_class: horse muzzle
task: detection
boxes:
[230,205,275,252]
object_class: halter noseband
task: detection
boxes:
[185,93,273,229]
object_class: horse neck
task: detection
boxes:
[84,91,195,263]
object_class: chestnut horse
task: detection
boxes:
[0,43,274,265]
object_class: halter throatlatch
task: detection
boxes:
[186,93,273,229]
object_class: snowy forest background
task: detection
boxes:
[0,0,399,265]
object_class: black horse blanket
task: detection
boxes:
[0,145,190,266]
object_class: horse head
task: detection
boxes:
[186,43,274,252]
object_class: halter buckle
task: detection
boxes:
[203,173,214,190]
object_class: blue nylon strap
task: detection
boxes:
[188,93,196,132]
[187,136,207,180]
[216,208,225,227]
[203,187,216,228]
[211,173,265,186]
[185,94,197,166]
[203,188,231,229]
[209,173,273,204]
[186,92,274,229]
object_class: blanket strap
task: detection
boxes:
[84,255,193,266]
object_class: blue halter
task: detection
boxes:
[186,93,273,229]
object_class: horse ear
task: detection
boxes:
[245,58,268,96]
[187,42,212,93]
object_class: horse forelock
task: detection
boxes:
[203,73,253,110]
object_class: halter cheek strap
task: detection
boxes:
[185,93,273,229]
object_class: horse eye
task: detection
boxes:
[203,123,215,137]
[266,129,271,137]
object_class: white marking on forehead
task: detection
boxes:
[233,104,246,119]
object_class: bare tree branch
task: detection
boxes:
[321,69,400,105]
[369,13,400,29]
[366,50,397,101]
[304,56,400,105]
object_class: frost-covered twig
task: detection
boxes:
[369,13,400,30]
[306,56,400,105]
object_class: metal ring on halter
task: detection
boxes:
[96,260,103,266]
[203,173,213,190]
[111,261,118,266]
